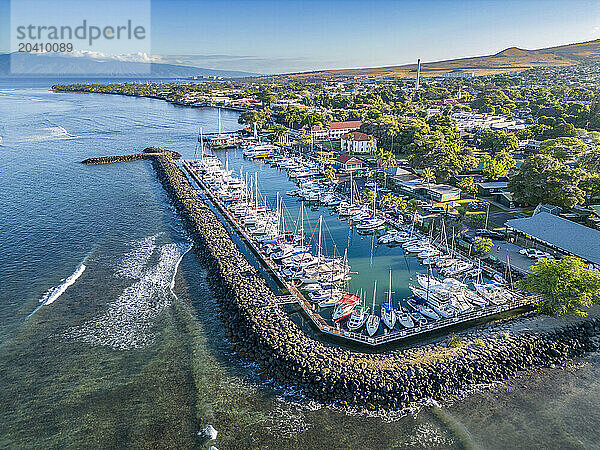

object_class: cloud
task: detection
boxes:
[593,26,600,36]
[65,50,154,62]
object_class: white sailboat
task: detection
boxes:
[347,290,369,331]
[381,269,397,329]
[366,280,380,337]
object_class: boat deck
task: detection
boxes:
[183,160,539,347]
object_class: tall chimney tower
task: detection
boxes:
[416,59,421,90]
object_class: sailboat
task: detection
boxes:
[332,293,360,322]
[347,290,369,331]
[366,280,380,337]
[356,182,386,230]
[381,269,397,329]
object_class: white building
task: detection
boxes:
[306,120,362,142]
[340,131,376,154]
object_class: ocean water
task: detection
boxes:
[1,78,599,449]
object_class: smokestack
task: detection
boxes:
[416,59,421,90]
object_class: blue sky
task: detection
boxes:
[1,0,599,74]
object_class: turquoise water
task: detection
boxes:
[206,148,426,307]
[1,79,599,449]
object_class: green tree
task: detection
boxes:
[269,125,288,144]
[238,110,264,128]
[508,154,584,208]
[539,137,587,161]
[579,149,600,173]
[324,165,336,182]
[473,236,494,253]
[474,129,518,153]
[457,176,477,194]
[421,167,436,183]
[517,256,600,317]
[482,151,515,180]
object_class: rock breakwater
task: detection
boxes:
[82,147,180,165]
[144,153,600,409]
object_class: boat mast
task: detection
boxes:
[372,280,377,313]
[218,108,222,136]
[300,201,305,246]
[200,127,205,160]
[387,269,393,308]
[317,215,323,263]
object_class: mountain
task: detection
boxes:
[271,39,600,81]
[0,53,257,79]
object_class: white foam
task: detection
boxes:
[39,263,86,306]
[21,126,79,142]
[114,234,159,279]
[63,242,190,350]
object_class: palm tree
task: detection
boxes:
[345,132,355,154]
[421,168,436,205]
[422,167,436,183]
[382,150,395,169]
[376,147,386,168]
[270,125,288,144]
[324,165,336,182]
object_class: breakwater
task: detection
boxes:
[148,151,600,410]
[82,147,181,165]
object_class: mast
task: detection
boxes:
[218,108,222,136]
[199,127,205,160]
[255,174,258,209]
[300,201,305,246]
[387,269,393,308]
[317,215,323,263]
[372,280,377,312]
[350,171,354,206]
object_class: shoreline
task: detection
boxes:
[145,150,600,410]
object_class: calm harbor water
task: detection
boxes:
[1,78,599,449]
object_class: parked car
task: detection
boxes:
[475,229,504,240]
[519,248,552,259]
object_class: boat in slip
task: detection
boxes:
[366,280,381,337]
[347,305,369,331]
[332,293,360,322]
[315,290,344,307]
[406,297,441,321]
[356,216,386,231]
[396,307,414,328]
[380,269,397,329]
[410,311,428,327]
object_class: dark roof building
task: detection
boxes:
[506,212,600,265]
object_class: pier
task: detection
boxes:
[183,159,539,347]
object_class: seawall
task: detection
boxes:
[82,147,181,165]
[148,152,600,410]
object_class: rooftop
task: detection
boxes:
[506,212,600,265]
[335,154,364,164]
[340,131,371,141]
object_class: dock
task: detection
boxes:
[183,159,539,347]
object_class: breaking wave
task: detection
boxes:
[21,125,79,142]
[39,263,87,306]
[63,241,191,350]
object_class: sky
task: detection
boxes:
[1,0,599,74]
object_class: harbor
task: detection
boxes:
[181,140,539,346]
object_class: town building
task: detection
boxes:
[307,120,362,141]
[340,131,376,154]
[506,212,600,266]
[476,181,509,196]
[452,112,527,132]
[333,154,364,172]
